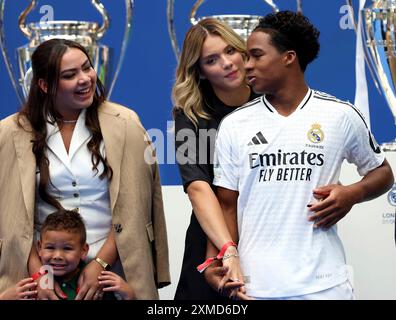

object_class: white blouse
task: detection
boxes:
[35,109,112,260]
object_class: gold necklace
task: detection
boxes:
[62,119,78,124]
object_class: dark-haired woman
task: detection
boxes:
[0,39,170,300]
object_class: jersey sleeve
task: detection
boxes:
[174,110,213,192]
[343,105,385,176]
[212,118,239,191]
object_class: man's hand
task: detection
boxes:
[307,184,361,229]
[204,263,250,299]
[219,246,246,295]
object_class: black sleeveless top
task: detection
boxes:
[173,87,260,300]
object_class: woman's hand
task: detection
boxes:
[98,271,135,300]
[218,246,246,297]
[204,262,250,299]
[75,260,103,300]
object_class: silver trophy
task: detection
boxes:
[388,183,396,206]
[348,0,396,150]
[167,0,303,61]
[0,0,134,104]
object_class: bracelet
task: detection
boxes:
[94,257,111,271]
[197,241,237,273]
[222,253,239,261]
[218,241,238,257]
[31,268,48,281]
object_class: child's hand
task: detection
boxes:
[0,278,37,300]
[98,271,135,300]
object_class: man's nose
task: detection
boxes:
[245,57,254,70]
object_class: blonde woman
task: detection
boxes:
[172,18,260,299]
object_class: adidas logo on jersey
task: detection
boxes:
[248,131,268,146]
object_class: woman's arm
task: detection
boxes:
[75,229,118,300]
[94,228,119,266]
[27,243,42,277]
[199,185,247,297]
[216,187,245,294]
[187,181,234,250]
[189,182,245,295]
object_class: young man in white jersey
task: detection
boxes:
[211,11,394,299]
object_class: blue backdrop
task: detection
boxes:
[1,0,395,185]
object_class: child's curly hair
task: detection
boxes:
[40,209,86,245]
[254,10,320,71]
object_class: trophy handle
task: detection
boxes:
[107,0,134,98]
[262,0,279,13]
[91,0,110,40]
[18,0,36,39]
[190,0,204,25]
[0,0,25,104]
[167,0,180,60]
[297,0,303,14]
[346,0,382,94]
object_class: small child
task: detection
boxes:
[37,209,134,300]
[98,271,135,300]
[37,209,89,300]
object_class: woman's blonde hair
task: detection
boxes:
[172,18,246,128]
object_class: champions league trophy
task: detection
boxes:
[167,0,303,60]
[0,0,134,104]
[349,0,396,151]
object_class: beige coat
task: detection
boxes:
[0,101,170,299]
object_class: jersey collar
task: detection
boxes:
[261,88,313,116]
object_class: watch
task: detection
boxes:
[94,257,111,271]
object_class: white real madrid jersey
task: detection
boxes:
[213,89,385,298]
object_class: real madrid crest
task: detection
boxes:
[307,124,324,144]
